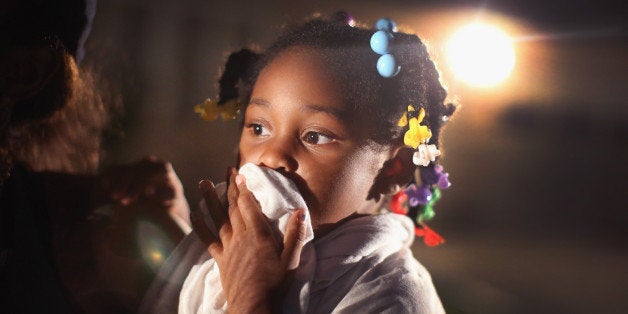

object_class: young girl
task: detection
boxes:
[141,13,456,313]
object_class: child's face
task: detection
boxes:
[239,47,396,231]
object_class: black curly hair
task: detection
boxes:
[214,15,455,150]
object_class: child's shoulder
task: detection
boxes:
[313,213,444,312]
[335,247,444,313]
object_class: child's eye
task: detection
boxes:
[303,131,334,145]
[248,123,270,136]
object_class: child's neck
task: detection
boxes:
[313,212,369,239]
[313,195,385,238]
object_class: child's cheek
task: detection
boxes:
[237,149,250,167]
[238,141,258,167]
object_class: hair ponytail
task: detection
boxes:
[217,49,260,104]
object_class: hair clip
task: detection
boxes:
[398,105,441,166]
[399,106,430,146]
[390,182,448,246]
[405,183,432,206]
[370,18,400,77]
[390,104,450,246]
[414,222,445,246]
[413,144,441,167]
[421,164,451,189]
[194,98,241,122]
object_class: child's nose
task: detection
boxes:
[258,136,297,173]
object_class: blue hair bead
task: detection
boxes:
[370,30,393,55]
[372,17,400,78]
[377,54,400,78]
[375,18,397,32]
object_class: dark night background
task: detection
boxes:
[85,1,627,313]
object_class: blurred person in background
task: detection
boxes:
[0,0,189,312]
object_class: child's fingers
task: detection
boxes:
[235,175,272,237]
[226,167,245,234]
[281,209,308,270]
[199,179,227,229]
[191,182,221,249]
[195,180,229,257]
[190,208,223,256]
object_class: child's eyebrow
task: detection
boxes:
[249,98,349,122]
[249,98,271,108]
[302,104,350,122]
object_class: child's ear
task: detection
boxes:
[367,146,415,201]
[1,46,59,102]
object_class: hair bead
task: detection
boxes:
[370,30,393,55]
[371,18,400,78]
[376,54,400,78]
[375,18,397,32]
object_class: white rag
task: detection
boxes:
[178,163,315,313]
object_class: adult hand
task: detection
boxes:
[96,156,190,260]
[99,156,191,231]
[194,168,307,313]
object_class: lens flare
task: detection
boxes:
[137,220,175,272]
[446,23,516,87]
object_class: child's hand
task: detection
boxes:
[196,167,307,313]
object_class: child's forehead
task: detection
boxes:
[250,45,386,141]
[254,47,347,110]
[265,46,330,72]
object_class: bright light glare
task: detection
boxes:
[447,23,515,87]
